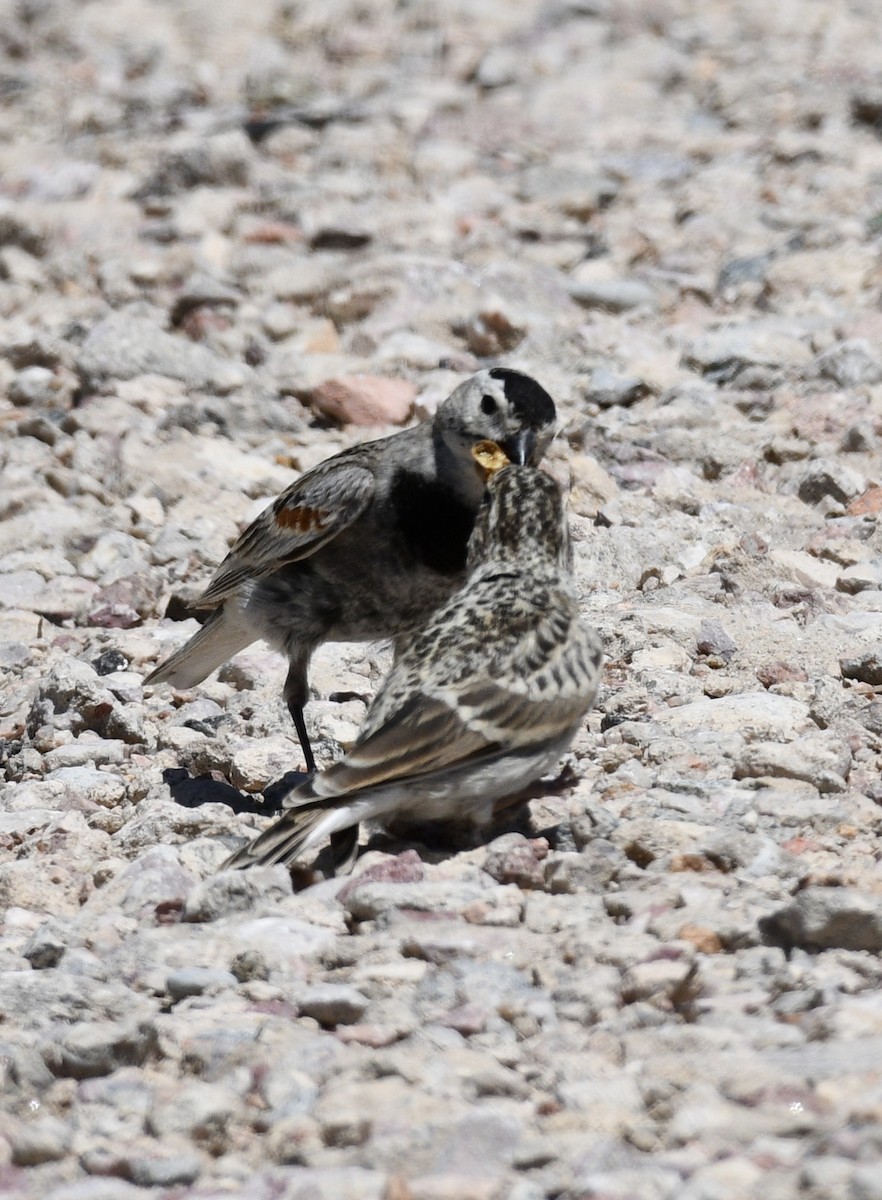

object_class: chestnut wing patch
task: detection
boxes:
[197,463,376,606]
[274,504,331,534]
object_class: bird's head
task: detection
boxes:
[434,368,558,481]
[466,464,572,574]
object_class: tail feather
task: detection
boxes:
[221,795,355,871]
[145,606,253,689]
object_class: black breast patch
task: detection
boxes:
[390,469,476,575]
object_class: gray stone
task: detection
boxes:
[22,919,67,969]
[570,279,655,311]
[584,366,648,408]
[735,732,851,793]
[45,1019,158,1079]
[10,1116,72,1165]
[841,647,882,685]
[182,867,293,922]
[817,339,882,388]
[342,879,491,922]
[147,1080,239,1148]
[483,834,546,890]
[798,459,867,507]
[125,1152,203,1187]
[297,983,370,1027]
[838,562,882,593]
[696,619,738,661]
[77,312,250,394]
[166,967,238,1000]
[762,887,882,952]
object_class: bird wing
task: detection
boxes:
[197,459,376,606]
[307,692,497,798]
[303,612,602,801]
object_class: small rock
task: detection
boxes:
[26,657,117,738]
[464,310,526,356]
[46,765,126,808]
[22,919,67,969]
[78,312,249,394]
[182,867,293,922]
[8,365,59,407]
[147,1080,239,1150]
[735,733,851,793]
[569,279,654,311]
[761,887,882,952]
[756,661,809,687]
[10,1115,72,1165]
[135,131,252,196]
[483,833,546,889]
[337,850,425,904]
[584,366,648,409]
[817,339,882,388]
[92,648,129,676]
[307,374,417,426]
[841,647,882,686]
[771,548,839,589]
[659,692,813,741]
[343,879,490,922]
[837,562,882,593]
[797,460,867,507]
[125,1152,203,1188]
[298,983,370,1027]
[848,486,882,516]
[46,1019,157,1079]
[229,949,271,982]
[230,737,304,791]
[166,967,238,1000]
[852,87,882,128]
[696,619,738,662]
[86,574,161,629]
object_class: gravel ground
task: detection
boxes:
[3,0,882,1196]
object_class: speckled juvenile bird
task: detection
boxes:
[221,464,603,874]
[145,368,558,772]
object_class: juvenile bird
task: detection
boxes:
[145,368,557,772]
[222,464,603,874]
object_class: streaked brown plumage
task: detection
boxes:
[222,464,603,874]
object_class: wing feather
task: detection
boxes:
[198,460,375,606]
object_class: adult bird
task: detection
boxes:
[145,368,558,773]
[222,464,603,874]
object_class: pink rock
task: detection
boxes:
[308,374,416,426]
[337,849,424,905]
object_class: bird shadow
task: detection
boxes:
[162,767,310,815]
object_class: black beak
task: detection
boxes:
[500,429,536,466]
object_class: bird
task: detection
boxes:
[221,463,603,874]
[145,368,558,773]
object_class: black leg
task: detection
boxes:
[284,661,317,775]
[288,699,317,775]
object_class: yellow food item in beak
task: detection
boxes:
[471,440,511,479]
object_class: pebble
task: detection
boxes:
[297,984,370,1027]
[77,313,250,394]
[569,278,655,312]
[10,1117,73,1166]
[817,339,882,388]
[584,366,648,409]
[762,888,882,953]
[307,374,418,426]
[841,647,882,686]
[797,460,868,508]
[165,967,238,1000]
[45,1019,158,1080]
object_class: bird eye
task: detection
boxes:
[480,394,497,415]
